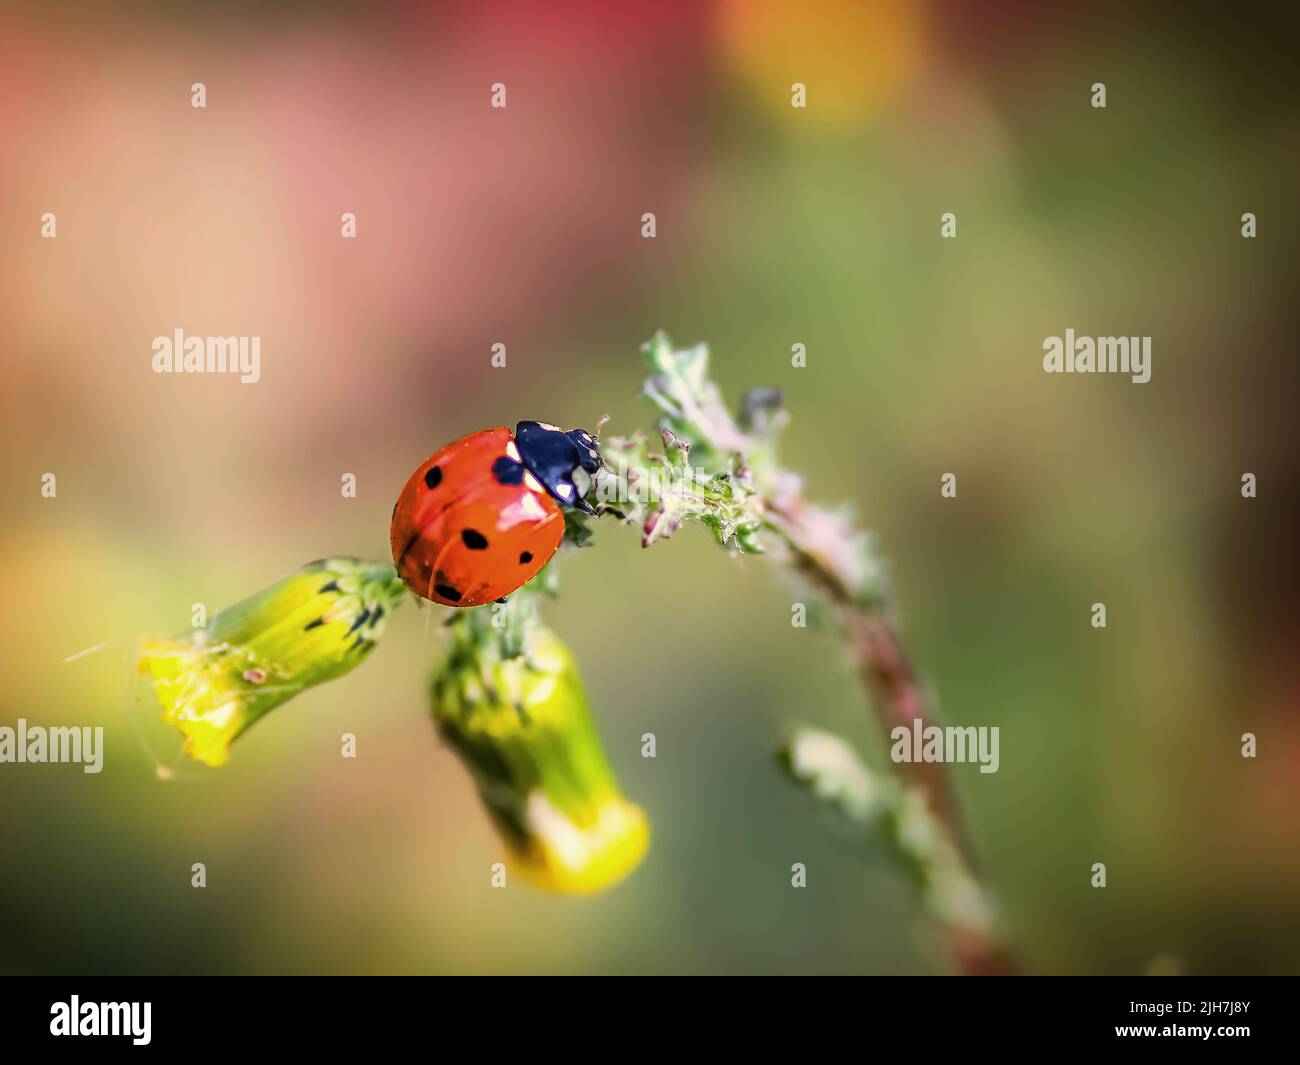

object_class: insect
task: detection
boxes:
[390,421,601,607]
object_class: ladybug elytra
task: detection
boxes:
[390,421,601,607]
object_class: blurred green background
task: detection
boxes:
[1,0,1297,974]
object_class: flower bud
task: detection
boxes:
[431,624,648,893]
[137,558,405,767]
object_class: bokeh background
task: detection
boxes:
[1,0,1296,974]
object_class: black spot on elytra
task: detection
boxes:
[518,551,533,564]
[424,465,443,489]
[461,528,488,550]
[432,572,462,602]
[491,456,524,485]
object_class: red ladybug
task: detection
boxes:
[390,421,601,606]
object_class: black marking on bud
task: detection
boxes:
[347,609,371,635]
[304,618,325,631]
[319,580,340,594]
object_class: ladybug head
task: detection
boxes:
[514,421,602,514]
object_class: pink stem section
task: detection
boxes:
[766,503,1014,976]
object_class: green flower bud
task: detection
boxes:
[137,558,405,767]
[431,619,648,894]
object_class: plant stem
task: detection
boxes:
[601,333,1014,973]
[765,502,1014,975]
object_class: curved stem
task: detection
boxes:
[765,504,1014,975]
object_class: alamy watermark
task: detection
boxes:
[1043,330,1151,383]
[0,719,103,773]
[891,719,999,774]
[152,329,261,383]
[50,997,150,1045]
[591,459,713,508]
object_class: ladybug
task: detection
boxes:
[390,421,601,607]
